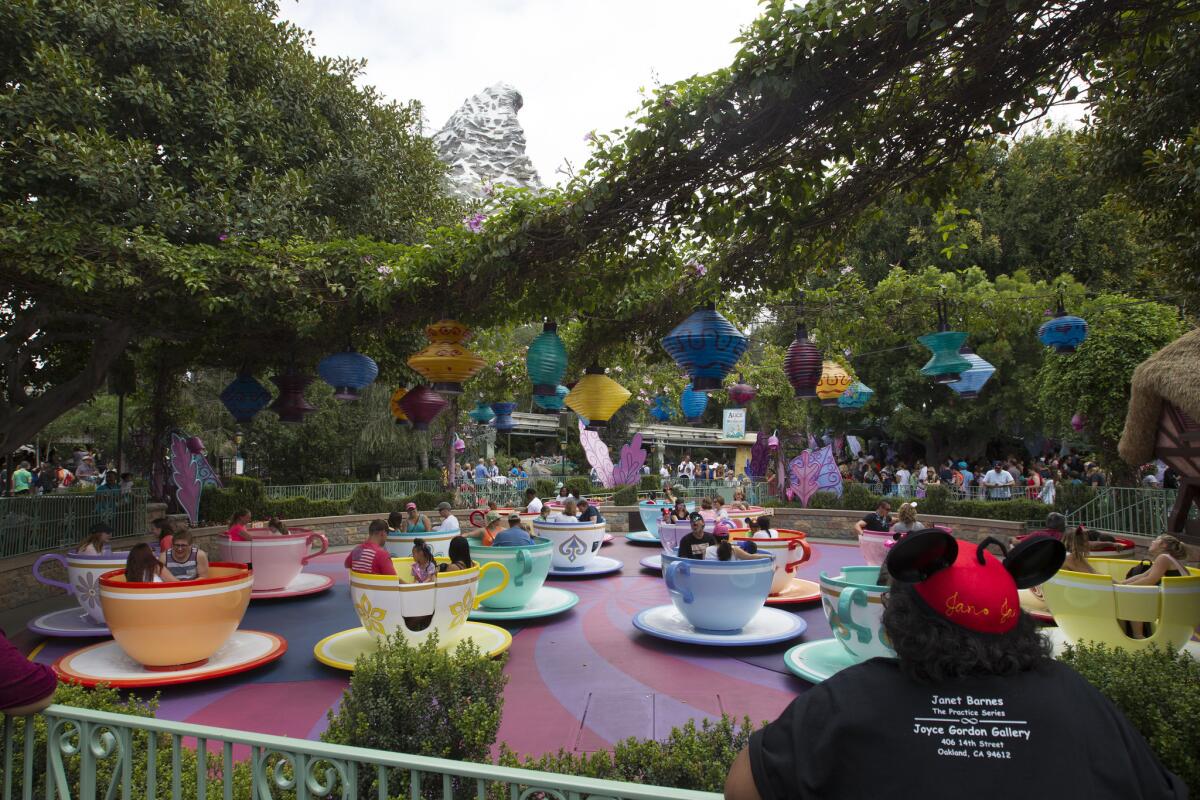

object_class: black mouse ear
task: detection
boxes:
[1004,536,1066,589]
[884,529,958,583]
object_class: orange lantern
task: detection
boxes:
[815,360,853,407]
[389,387,410,426]
[406,320,486,395]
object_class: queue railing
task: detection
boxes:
[0,490,148,558]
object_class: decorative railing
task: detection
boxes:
[1,705,719,800]
[263,481,443,502]
[0,490,148,558]
[1064,486,1189,537]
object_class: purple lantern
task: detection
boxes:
[1070,412,1086,432]
[268,372,317,424]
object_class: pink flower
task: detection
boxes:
[584,132,595,143]
[685,259,707,277]
[464,212,486,232]
[218,233,229,242]
[376,264,392,276]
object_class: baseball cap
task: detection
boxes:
[507,513,521,523]
[405,502,417,510]
[957,461,967,468]
[688,511,705,523]
[713,520,730,537]
[436,501,452,511]
[485,511,502,524]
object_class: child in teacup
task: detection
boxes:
[410,539,437,583]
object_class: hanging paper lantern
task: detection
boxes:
[784,323,822,398]
[918,331,971,384]
[661,304,749,391]
[947,347,996,399]
[268,371,317,424]
[398,386,449,430]
[317,349,378,400]
[565,365,631,431]
[767,434,780,450]
[526,321,568,396]
[1071,412,1086,432]
[649,395,674,422]
[407,320,486,395]
[468,401,496,424]
[533,384,569,413]
[453,435,466,453]
[726,374,757,407]
[1038,304,1089,353]
[680,383,709,425]
[837,380,875,411]
[389,388,410,426]
[816,361,854,407]
[491,402,517,432]
[219,375,272,424]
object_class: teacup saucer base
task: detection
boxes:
[28,608,111,638]
[547,556,622,578]
[765,578,821,606]
[602,533,614,545]
[624,531,661,545]
[313,623,512,671]
[632,605,807,647]
[1042,627,1200,660]
[53,630,287,688]
[251,572,335,600]
[471,587,579,621]
[783,638,861,683]
[639,554,663,571]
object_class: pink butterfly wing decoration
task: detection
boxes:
[787,445,844,507]
[168,432,223,524]
[578,420,615,488]
[612,433,647,486]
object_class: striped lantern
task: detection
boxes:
[491,402,517,432]
[468,401,495,424]
[680,383,709,425]
[526,322,568,396]
[406,320,486,395]
[815,361,854,407]
[918,331,971,384]
[398,386,449,430]
[726,374,757,407]
[268,371,316,424]
[837,380,874,411]
[649,395,674,422]
[1038,303,1089,353]
[784,323,822,399]
[565,365,631,431]
[533,384,569,413]
[947,347,996,399]
[661,304,749,391]
[219,375,272,424]
[317,349,379,400]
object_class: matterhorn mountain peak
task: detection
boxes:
[433,82,543,201]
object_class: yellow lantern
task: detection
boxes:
[389,387,410,425]
[406,320,486,395]
[565,365,631,431]
[815,360,853,407]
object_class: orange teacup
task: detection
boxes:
[99,563,253,669]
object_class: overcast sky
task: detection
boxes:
[275,1,763,184]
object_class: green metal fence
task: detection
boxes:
[0,490,148,558]
[263,481,442,502]
[1,705,719,800]
[1064,486,1192,537]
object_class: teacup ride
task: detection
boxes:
[633,554,807,646]
[859,525,955,566]
[386,526,461,559]
[784,565,892,683]
[637,525,749,571]
[1039,559,1200,658]
[29,550,129,637]
[220,528,332,599]
[534,519,621,577]
[53,563,287,688]
[314,558,513,670]
[731,530,819,605]
[1012,532,1136,559]
[469,538,579,622]
[628,500,694,544]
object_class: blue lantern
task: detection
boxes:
[661,304,749,391]
[836,380,874,411]
[649,395,673,422]
[468,401,495,424]
[527,322,568,396]
[318,349,379,400]
[219,374,272,424]
[491,402,517,432]
[1038,302,1089,353]
[680,383,709,425]
[947,347,996,399]
[533,384,569,413]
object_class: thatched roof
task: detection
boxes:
[1118,327,1200,466]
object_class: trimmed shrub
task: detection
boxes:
[804,491,843,509]
[639,474,661,491]
[265,497,349,520]
[945,498,1046,522]
[564,476,591,498]
[917,484,952,515]
[534,478,556,499]
[841,483,881,511]
[1061,642,1200,793]
[347,484,385,514]
[611,485,638,505]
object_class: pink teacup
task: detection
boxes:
[220,528,328,592]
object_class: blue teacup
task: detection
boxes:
[473,538,553,609]
[638,500,694,538]
[819,566,895,662]
[661,553,774,632]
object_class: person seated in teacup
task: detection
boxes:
[556,484,575,501]
[344,520,396,576]
[712,496,732,524]
[466,512,504,547]
[493,514,535,547]
[668,498,691,524]
[149,516,173,552]
[76,522,112,555]
[537,505,554,523]
[267,516,290,536]
[434,501,460,533]
[440,535,475,572]
[1120,534,1191,639]
[750,516,777,539]
[706,522,766,562]
[524,488,543,514]
[224,509,252,542]
[399,502,433,534]
[409,538,437,583]
[700,496,715,513]
[162,529,210,580]
[577,497,604,524]
[724,530,1186,799]
[548,499,579,522]
[729,489,751,511]
[676,513,717,559]
[889,502,924,537]
[853,500,891,536]
[125,542,176,583]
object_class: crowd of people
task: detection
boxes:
[4,446,134,497]
[658,454,746,487]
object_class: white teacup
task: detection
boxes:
[731,530,811,594]
[220,529,328,591]
[819,566,895,663]
[531,519,607,570]
[33,551,129,624]
[385,528,460,559]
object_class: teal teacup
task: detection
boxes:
[819,566,895,663]
[473,537,553,609]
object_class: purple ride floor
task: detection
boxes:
[25,540,861,756]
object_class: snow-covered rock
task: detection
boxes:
[433,82,542,200]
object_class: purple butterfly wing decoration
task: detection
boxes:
[168,432,222,524]
[747,429,770,480]
[612,433,647,486]
[787,445,843,507]
[578,420,615,488]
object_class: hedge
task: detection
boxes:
[199,478,451,526]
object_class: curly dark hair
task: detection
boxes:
[881,582,1051,683]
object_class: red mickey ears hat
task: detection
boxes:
[884,530,1065,635]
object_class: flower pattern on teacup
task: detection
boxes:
[354,594,387,636]
[559,535,588,563]
[74,572,99,610]
[449,589,474,629]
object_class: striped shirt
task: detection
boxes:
[165,547,198,580]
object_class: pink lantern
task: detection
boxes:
[1070,412,1086,432]
[453,436,466,453]
[767,434,780,450]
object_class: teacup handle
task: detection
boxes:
[785,539,812,572]
[469,510,486,529]
[473,562,510,607]
[32,553,71,592]
[837,587,873,644]
[302,533,329,565]
[513,549,533,588]
[664,560,694,604]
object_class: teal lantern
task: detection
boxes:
[533,384,569,413]
[468,401,495,424]
[526,321,568,396]
[918,331,971,384]
[837,381,874,411]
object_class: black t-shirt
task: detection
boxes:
[676,532,716,559]
[861,512,891,532]
[749,659,1185,800]
[578,505,603,523]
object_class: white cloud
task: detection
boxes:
[275,0,762,185]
